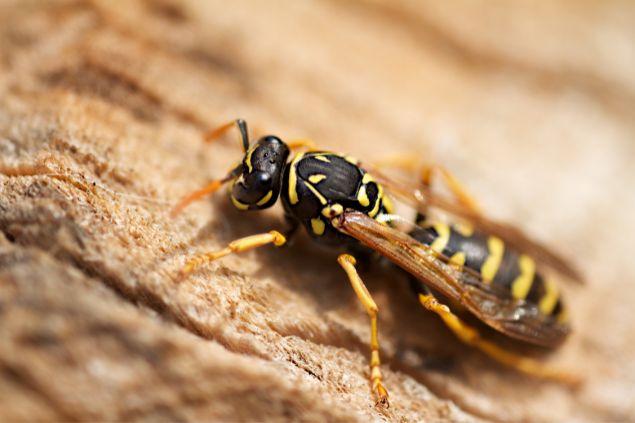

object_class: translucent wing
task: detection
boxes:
[372,170,584,284]
[336,210,571,347]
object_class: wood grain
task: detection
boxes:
[1,1,634,421]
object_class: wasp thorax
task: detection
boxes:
[231,136,290,210]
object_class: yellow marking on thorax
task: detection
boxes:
[368,195,383,218]
[539,279,559,315]
[430,223,450,253]
[382,194,394,214]
[481,236,504,283]
[313,154,330,163]
[231,195,249,210]
[308,174,327,184]
[454,222,474,237]
[304,181,328,205]
[344,155,359,165]
[449,251,466,266]
[368,176,387,218]
[256,190,273,207]
[311,218,325,235]
[244,145,256,173]
[357,184,370,207]
[288,153,305,205]
[322,203,343,218]
[511,255,536,299]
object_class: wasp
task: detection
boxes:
[171,119,582,407]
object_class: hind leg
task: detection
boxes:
[420,165,481,213]
[410,280,580,386]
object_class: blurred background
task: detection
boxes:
[1,1,634,421]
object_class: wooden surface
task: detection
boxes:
[1,1,634,421]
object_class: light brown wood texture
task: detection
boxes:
[1,1,634,421]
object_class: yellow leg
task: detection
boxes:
[418,293,581,386]
[421,165,481,213]
[372,154,421,173]
[370,156,480,213]
[172,119,250,217]
[170,178,229,217]
[179,231,287,279]
[337,254,389,407]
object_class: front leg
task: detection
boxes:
[178,230,287,279]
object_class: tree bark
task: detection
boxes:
[1,1,634,421]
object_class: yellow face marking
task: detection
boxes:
[311,218,325,235]
[288,153,305,205]
[430,223,450,253]
[244,145,257,173]
[231,194,249,210]
[481,236,504,283]
[511,254,536,299]
[256,190,273,207]
[362,173,374,184]
[322,203,344,218]
[357,184,370,207]
[314,154,330,163]
[453,222,474,237]
[382,195,394,214]
[304,181,328,205]
[449,251,466,266]
[539,278,559,315]
[308,174,327,184]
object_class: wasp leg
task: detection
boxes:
[170,161,243,217]
[416,290,580,386]
[370,157,480,212]
[178,231,287,279]
[172,120,248,217]
[171,177,228,217]
[421,165,481,213]
[371,154,421,172]
[337,254,390,407]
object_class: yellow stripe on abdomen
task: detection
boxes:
[430,223,450,253]
[511,255,536,300]
[481,236,504,284]
[449,251,466,266]
[539,279,559,315]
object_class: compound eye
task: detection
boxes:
[231,170,275,208]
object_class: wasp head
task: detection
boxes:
[230,136,290,210]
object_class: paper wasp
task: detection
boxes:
[171,119,582,407]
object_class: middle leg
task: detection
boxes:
[337,254,389,407]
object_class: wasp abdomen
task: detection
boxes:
[410,221,567,322]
